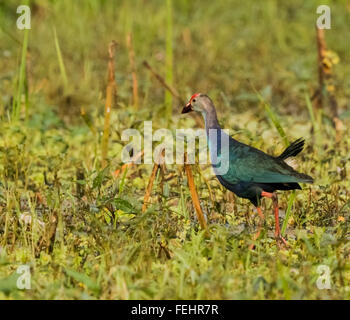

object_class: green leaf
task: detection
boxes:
[113,198,133,213]
[65,269,100,293]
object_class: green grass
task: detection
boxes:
[0,0,350,300]
[165,0,174,121]
[53,27,68,94]
[12,21,29,120]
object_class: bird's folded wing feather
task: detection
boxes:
[219,143,312,184]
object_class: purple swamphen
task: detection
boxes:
[182,93,314,247]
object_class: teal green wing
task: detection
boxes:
[222,143,313,184]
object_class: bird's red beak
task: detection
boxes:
[181,102,193,114]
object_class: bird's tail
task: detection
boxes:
[295,172,314,183]
[277,138,305,160]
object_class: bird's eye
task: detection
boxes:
[192,99,196,103]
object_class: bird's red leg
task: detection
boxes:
[249,207,265,250]
[261,191,288,247]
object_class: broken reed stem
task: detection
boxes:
[142,149,166,213]
[101,41,117,168]
[126,32,139,109]
[143,60,184,105]
[143,60,204,127]
[184,153,208,231]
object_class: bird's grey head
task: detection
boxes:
[181,93,215,116]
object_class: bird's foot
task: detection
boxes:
[275,235,288,249]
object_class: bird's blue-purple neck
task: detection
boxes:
[194,96,237,175]
[200,108,225,153]
[201,109,220,135]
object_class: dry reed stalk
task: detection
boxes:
[126,32,139,109]
[315,27,339,121]
[159,150,167,197]
[142,162,160,213]
[143,60,183,104]
[101,41,118,168]
[334,117,344,144]
[184,153,207,231]
[142,149,167,213]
